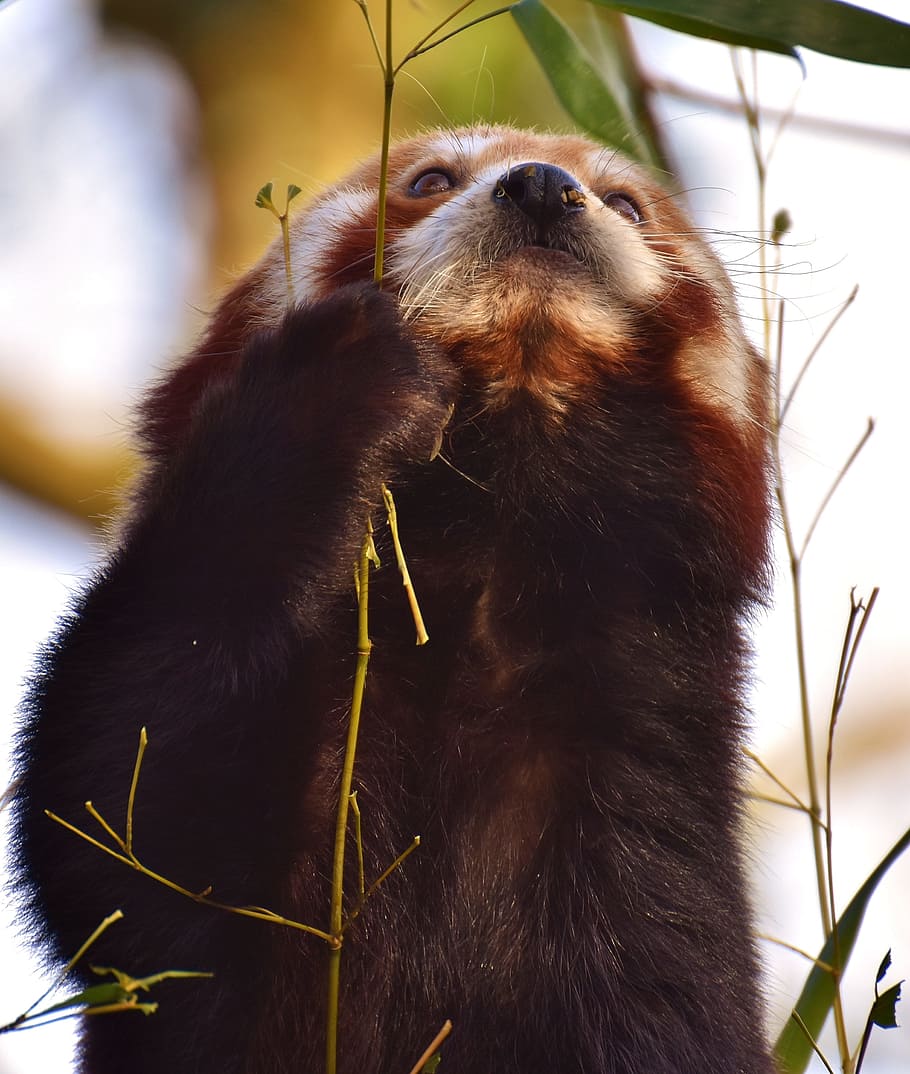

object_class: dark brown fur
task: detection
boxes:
[13,127,774,1074]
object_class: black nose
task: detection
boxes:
[492,162,586,230]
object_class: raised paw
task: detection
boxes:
[238,282,460,467]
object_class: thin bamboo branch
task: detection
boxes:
[3,911,124,1032]
[125,726,147,857]
[780,286,858,424]
[756,933,834,972]
[799,420,874,561]
[399,6,515,68]
[747,792,812,814]
[406,1019,454,1074]
[743,746,813,814]
[45,807,335,944]
[350,793,366,899]
[790,1011,837,1074]
[383,484,429,645]
[343,836,421,932]
[326,523,377,1074]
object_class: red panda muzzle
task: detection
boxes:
[493,160,588,239]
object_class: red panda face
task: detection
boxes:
[260,126,767,445]
[151,126,768,492]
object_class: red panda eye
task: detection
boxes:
[410,170,456,196]
[602,191,643,223]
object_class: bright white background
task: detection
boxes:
[1,0,908,1071]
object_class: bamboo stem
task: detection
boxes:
[325,524,376,1074]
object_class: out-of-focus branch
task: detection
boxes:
[0,396,134,530]
[648,74,909,147]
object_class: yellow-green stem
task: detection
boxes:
[372,0,395,284]
[788,556,832,939]
[281,214,293,307]
[774,287,851,1074]
[382,484,429,644]
[744,43,849,1061]
[46,808,336,942]
[325,525,375,1074]
[407,1019,453,1074]
[4,910,124,1033]
[125,726,147,856]
[744,42,828,930]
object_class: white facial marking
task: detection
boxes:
[282,187,375,304]
[269,127,763,432]
[388,156,669,378]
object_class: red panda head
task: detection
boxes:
[141,126,770,574]
[145,126,766,443]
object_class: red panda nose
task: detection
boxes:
[492,162,587,233]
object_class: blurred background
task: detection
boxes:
[1,0,908,1070]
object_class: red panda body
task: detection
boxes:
[15,128,774,1073]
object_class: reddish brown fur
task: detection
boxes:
[16,127,774,1074]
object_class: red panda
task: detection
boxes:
[15,126,774,1074]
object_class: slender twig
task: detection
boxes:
[363,837,420,904]
[399,0,478,62]
[47,811,136,865]
[125,726,147,857]
[353,0,385,71]
[372,0,395,284]
[834,588,879,716]
[770,462,831,940]
[746,792,812,814]
[4,1005,153,1032]
[326,523,378,1074]
[255,185,302,305]
[799,420,874,561]
[350,793,366,899]
[790,1011,837,1074]
[756,933,834,972]
[343,836,421,932]
[4,911,124,1032]
[743,747,813,815]
[854,1017,875,1074]
[773,299,785,417]
[85,801,127,853]
[4,965,214,1035]
[737,49,856,1065]
[853,978,890,1074]
[731,52,772,388]
[46,803,335,945]
[383,484,429,645]
[648,75,910,148]
[822,588,880,1073]
[780,286,859,424]
[406,1019,454,1074]
[399,6,515,68]
[361,0,512,283]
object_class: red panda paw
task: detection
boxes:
[231,282,459,476]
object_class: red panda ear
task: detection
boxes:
[138,269,265,461]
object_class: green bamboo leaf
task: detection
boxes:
[40,982,131,1015]
[592,0,910,68]
[511,0,651,163]
[36,966,213,1017]
[871,981,902,1030]
[875,949,892,986]
[91,966,214,991]
[774,825,910,1074]
[601,3,797,58]
[255,182,276,211]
